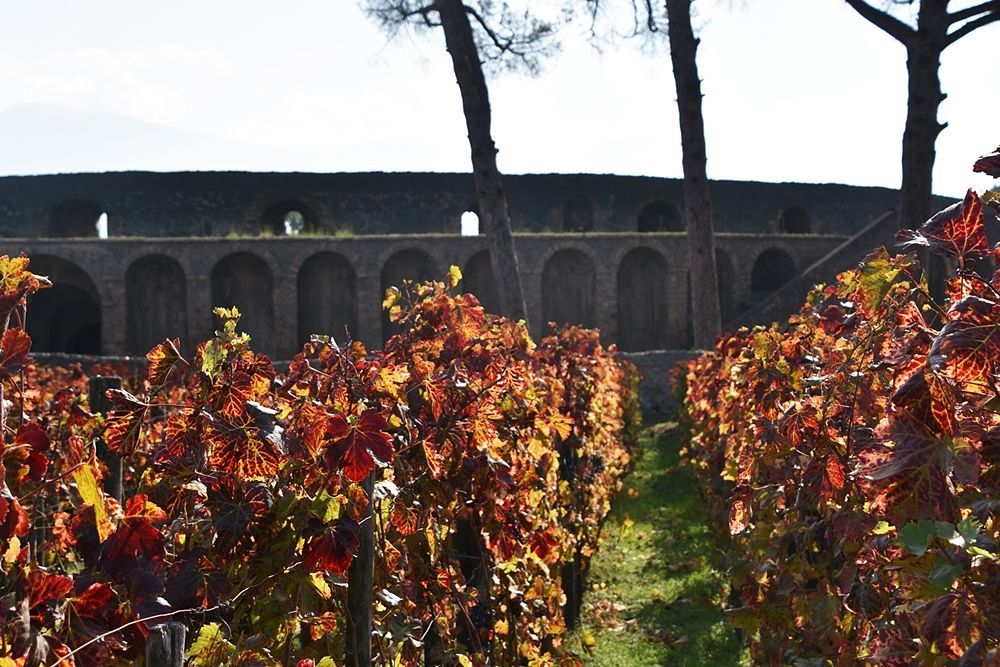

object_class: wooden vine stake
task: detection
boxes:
[88,375,123,502]
[145,622,187,667]
[345,471,376,666]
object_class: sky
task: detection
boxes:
[0,1,996,198]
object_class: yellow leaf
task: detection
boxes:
[457,655,473,667]
[581,628,596,654]
[309,571,332,600]
[73,463,111,541]
[449,264,463,288]
[3,536,20,565]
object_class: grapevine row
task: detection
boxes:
[0,259,640,666]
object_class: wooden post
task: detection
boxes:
[145,622,187,667]
[88,375,123,502]
[345,472,375,667]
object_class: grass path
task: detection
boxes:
[568,422,749,666]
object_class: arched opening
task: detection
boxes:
[638,201,683,232]
[460,210,481,236]
[96,213,109,239]
[298,252,357,345]
[48,200,104,238]
[125,255,188,355]
[260,200,318,236]
[751,248,796,300]
[563,194,594,232]
[778,206,812,234]
[542,249,596,328]
[463,250,500,314]
[716,249,736,325]
[211,253,275,354]
[25,256,101,354]
[616,248,668,351]
[380,249,437,343]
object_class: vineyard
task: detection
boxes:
[679,152,1000,664]
[3,149,999,666]
[0,261,640,666]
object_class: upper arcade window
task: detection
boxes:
[460,210,480,236]
[638,201,683,232]
[48,200,105,238]
[261,200,318,236]
[777,206,812,234]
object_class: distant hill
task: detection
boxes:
[0,104,338,175]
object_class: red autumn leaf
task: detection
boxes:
[325,410,394,483]
[101,517,165,579]
[0,327,31,379]
[0,466,30,540]
[14,422,49,483]
[929,296,1000,397]
[103,389,149,457]
[203,406,285,481]
[146,338,185,385]
[897,190,987,267]
[867,417,956,522]
[390,498,420,536]
[305,612,338,641]
[303,516,360,574]
[26,570,73,609]
[217,368,253,419]
[973,146,1000,177]
[825,454,846,490]
[63,582,119,645]
[530,529,561,560]
[124,494,168,523]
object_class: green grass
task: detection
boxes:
[569,422,749,666]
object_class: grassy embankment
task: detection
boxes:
[569,422,749,666]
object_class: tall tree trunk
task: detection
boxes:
[899,1,948,231]
[436,0,529,324]
[667,0,721,348]
[901,2,949,302]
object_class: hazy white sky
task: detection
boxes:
[0,1,996,197]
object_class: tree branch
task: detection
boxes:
[946,8,1000,45]
[463,3,527,59]
[948,0,1000,24]
[844,0,914,45]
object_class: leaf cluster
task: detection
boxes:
[362,0,563,75]
[0,258,639,666]
[677,153,1000,663]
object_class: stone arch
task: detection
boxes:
[751,247,797,299]
[563,194,594,232]
[125,255,188,355]
[26,256,101,354]
[463,250,500,314]
[715,249,736,325]
[638,201,683,232]
[48,200,104,238]
[778,206,812,234]
[380,249,437,343]
[298,252,358,345]
[260,199,319,236]
[542,249,596,328]
[211,253,275,353]
[616,247,668,351]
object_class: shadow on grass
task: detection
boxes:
[571,423,748,666]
